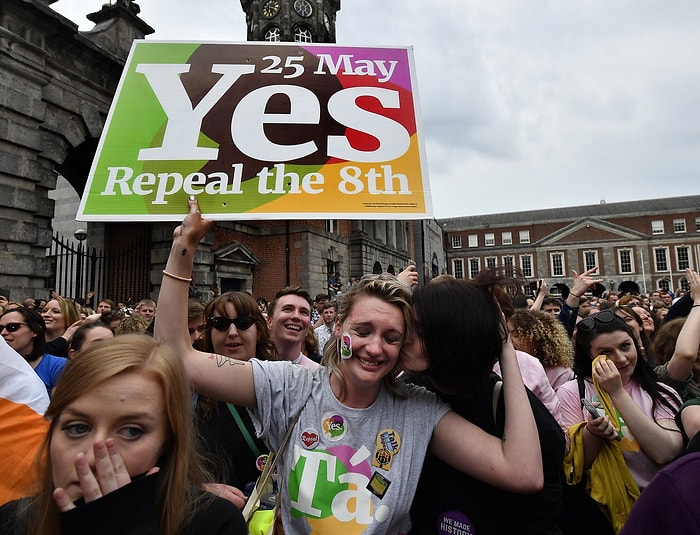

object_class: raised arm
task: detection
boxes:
[529,279,547,311]
[595,358,682,464]
[559,267,602,338]
[397,263,419,288]
[665,269,700,382]
[565,267,601,309]
[430,336,544,493]
[155,198,256,407]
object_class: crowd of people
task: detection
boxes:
[1,201,699,534]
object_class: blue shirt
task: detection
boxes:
[33,353,68,398]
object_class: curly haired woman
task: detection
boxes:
[508,309,575,390]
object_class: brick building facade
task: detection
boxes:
[440,195,700,296]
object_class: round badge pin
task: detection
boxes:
[300,427,320,449]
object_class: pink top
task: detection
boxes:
[493,350,562,422]
[557,377,680,490]
[545,365,575,391]
[292,352,320,369]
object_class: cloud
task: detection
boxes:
[51,0,700,218]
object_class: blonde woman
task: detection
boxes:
[42,296,82,358]
[0,334,246,534]
[155,199,543,534]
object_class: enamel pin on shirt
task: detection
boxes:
[372,428,401,470]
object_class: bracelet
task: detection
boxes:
[570,292,582,299]
[693,304,700,308]
[162,270,192,283]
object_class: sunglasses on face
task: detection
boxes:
[207,316,256,331]
[0,322,28,333]
[577,308,616,332]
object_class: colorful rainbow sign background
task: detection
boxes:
[78,41,432,221]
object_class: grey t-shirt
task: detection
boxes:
[249,359,450,534]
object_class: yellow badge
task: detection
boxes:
[372,429,401,470]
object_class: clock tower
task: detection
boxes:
[240,0,340,43]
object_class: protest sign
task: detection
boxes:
[77,41,432,221]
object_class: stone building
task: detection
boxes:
[0,0,154,303]
[440,195,700,296]
[1,0,443,304]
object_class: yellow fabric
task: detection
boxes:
[248,509,275,535]
[591,354,621,436]
[564,421,640,533]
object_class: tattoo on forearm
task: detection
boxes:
[211,353,245,368]
[181,249,187,256]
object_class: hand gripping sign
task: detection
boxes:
[78,41,432,221]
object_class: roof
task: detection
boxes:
[438,195,700,231]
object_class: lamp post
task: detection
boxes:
[74,229,87,299]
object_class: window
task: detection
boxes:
[654,247,669,272]
[485,233,495,247]
[264,27,281,41]
[696,217,700,232]
[658,279,670,292]
[673,219,686,233]
[584,251,598,272]
[651,220,664,235]
[451,235,462,249]
[469,258,480,279]
[452,259,464,279]
[676,246,691,270]
[468,235,478,248]
[550,252,565,277]
[324,220,338,234]
[294,26,313,42]
[486,256,497,269]
[520,255,533,278]
[618,249,634,274]
[502,255,515,277]
[502,232,512,245]
[519,230,530,244]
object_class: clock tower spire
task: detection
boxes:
[240,1,340,43]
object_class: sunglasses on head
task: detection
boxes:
[577,308,616,332]
[207,316,256,331]
[0,322,28,333]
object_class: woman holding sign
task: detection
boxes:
[156,198,542,534]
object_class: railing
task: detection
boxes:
[47,228,151,306]
[47,233,105,303]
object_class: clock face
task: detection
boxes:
[324,13,331,31]
[262,0,280,18]
[293,0,313,17]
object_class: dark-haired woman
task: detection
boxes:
[614,305,654,365]
[401,273,567,535]
[1,307,67,398]
[193,291,274,508]
[67,322,114,359]
[557,308,683,532]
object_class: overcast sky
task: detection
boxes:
[52,0,700,219]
